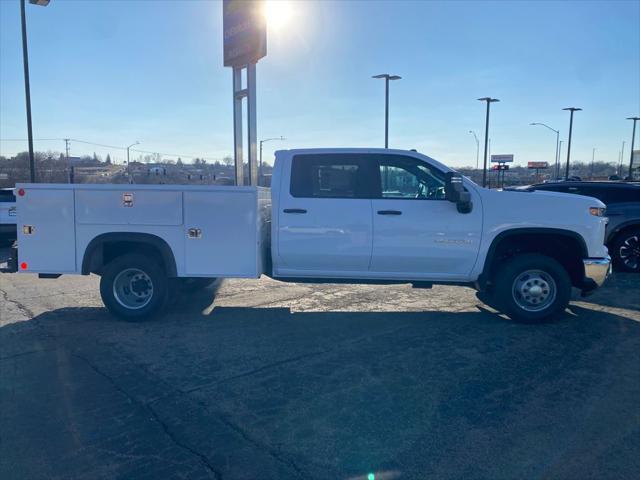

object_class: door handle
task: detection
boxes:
[283,208,307,214]
[377,210,402,215]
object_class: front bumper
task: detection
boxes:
[580,256,611,295]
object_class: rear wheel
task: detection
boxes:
[493,253,571,323]
[612,229,640,273]
[100,254,168,321]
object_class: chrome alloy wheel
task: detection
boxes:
[619,235,640,271]
[113,268,154,310]
[512,269,557,312]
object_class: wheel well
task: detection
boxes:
[82,233,177,276]
[483,232,585,288]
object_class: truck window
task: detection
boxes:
[290,154,373,198]
[378,156,446,200]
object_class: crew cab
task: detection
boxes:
[7,148,611,322]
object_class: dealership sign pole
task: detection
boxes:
[223,0,266,186]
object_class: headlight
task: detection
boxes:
[589,207,606,217]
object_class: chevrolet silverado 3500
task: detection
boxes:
[6,148,611,322]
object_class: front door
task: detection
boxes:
[369,155,482,280]
[276,154,375,276]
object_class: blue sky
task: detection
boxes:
[1,0,639,167]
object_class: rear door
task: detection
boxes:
[369,154,483,279]
[276,154,375,275]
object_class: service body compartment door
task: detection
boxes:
[75,189,182,226]
[183,190,259,277]
[17,188,77,273]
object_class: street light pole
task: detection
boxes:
[259,136,285,185]
[127,141,140,183]
[591,147,596,180]
[563,107,582,180]
[469,130,479,170]
[478,97,499,188]
[627,117,640,180]
[372,74,401,148]
[530,122,560,179]
[20,0,50,183]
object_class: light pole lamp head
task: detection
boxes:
[563,107,582,112]
[478,97,500,103]
[627,116,640,121]
[372,74,401,80]
[29,0,50,5]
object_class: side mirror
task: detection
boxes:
[445,172,473,213]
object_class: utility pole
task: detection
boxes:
[127,141,140,184]
[627,117,640,180]
[64,138,71,183]
[478,97,499,188]
[562,107,582,180]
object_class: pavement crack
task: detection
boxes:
[70,351,222,480]
[215,413,306,479]
[0,348,54,362]
[0,287,35,320]
[182,350,327,394]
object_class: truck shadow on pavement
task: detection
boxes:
[572,272,640,311]
[2,293,640,480]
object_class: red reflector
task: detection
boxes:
[17,188,25,197]
[20,262,28,270]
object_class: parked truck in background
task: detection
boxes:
[7,148,611,322]
[0,188,17,246]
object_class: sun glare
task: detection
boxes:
[264,0,294,30]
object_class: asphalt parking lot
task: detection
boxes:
[1,247,639,480]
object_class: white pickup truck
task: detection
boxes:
[7,148,611,322]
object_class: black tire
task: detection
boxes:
[611,229,640,273]
[99,253,168,321]
[492,253,571,323]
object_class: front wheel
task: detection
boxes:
[492,254,571,323]
[99,254,168,321]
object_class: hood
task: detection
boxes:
[480,187,606,210]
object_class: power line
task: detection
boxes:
[69,139,127,150]
[0,138,63,141]
[1,137,228,162]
